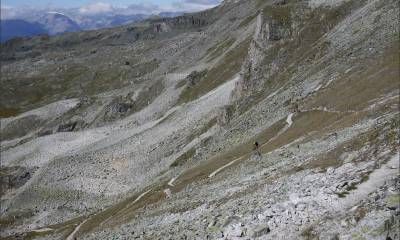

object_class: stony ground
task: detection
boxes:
[0,0,399,239]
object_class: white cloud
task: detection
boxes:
[78,2,114,15]
[0,0,223,20]
[122,3,162,15]
[157,0,221,13]
[1,5,42,19]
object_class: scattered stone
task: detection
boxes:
[250,224,270,238]
[57,122,78,132]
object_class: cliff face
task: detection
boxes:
[0,0,399,239]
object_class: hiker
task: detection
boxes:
[291,103,300,113]
[334,132,338,140]
[253,141,261,157]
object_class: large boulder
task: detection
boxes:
[57,121,80,132]
[250,224,271,238]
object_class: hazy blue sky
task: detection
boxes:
[3,0,219,8]
[1,0,221,19]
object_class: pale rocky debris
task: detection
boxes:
[0,0,399,239]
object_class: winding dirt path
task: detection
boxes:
[66,219,88,240]
[208,156,244,178]
[168,177,177,187]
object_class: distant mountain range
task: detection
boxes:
[38,12,81,35]
[0,11,184,43]
[0,20,47,42]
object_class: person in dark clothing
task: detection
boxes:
[253,141,261,157]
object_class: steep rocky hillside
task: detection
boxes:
[0,0,399,239]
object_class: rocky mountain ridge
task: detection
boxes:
[0,11,184,43]
[0,0,399,239]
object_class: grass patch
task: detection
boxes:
[387,194,400,209]
[0,210,34,228]
[131,79,164,113]
[234,1,365,114]
[78,185,168,235]
[178,70,208,90]
[1,53,160,113]
[238,14,257,29]
[301,225,319,240]
[186,117,217,142]
[260,110,343,154]
[346,182,358,191]
[206,37,236,62]
[24,229,58,240]
[0,108,19,118]
[297,112,399,173]
[174,116,287,187]
[178,37,251,104]
[262,4,292,24]
[170,118,217,167]
[304,43,399,111]
[335,171,372,198]
[170,148,196,167]
[336,191,349,198]
[175,78,187,89]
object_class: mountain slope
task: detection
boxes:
[37,12,81,35]
[0,20,47,42]
[72,13,148,30]
[0,0,399,239]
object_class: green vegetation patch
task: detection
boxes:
[132,79,164,113]
[238,14,258,29]
[206,37,236,62]
[301,225,319,240]
[170,118,217,168]
[263,4,292,23]
[335,172,372,198]
[186,117,217,142]
[178,37,251,104]
[0,209,34,228]
[0,108,20,118]
[174,116,287,187]
[170,148,196,167]
[387,194,400,209]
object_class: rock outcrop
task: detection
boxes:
[0,0,398,239]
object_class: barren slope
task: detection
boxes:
[0,0,399,239]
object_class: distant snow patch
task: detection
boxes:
[47,11,69,17]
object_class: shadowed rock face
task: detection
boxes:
[0,20,47,43]
[57,122,80,132]
[0,166,39,195]
[0,0,399,239]
[98,101,134,124]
